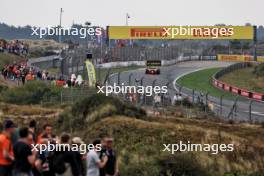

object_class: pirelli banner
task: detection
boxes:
[217,55,253,62]
[108,26,254,40]
[218,55,264,62]
[257,56,264,62]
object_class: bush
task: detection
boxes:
[0,81,61,104]
[157,153,211,176]
[71,93,146,119]
[0,85,7,93]
[253,63,264,78]
[120,161,160,176]
[58,94,146,130]
[249,171,264,176]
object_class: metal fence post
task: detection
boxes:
[179,86,182,94]
[233,97,238,120]
[60,91,63,104]
[140,77,144,86]
[205,92,209,112]
[205,92,209,105]
[128,73,133,86]
[104,68,112,84]
[192,89,195,103]
[220,95,224,115]
[117,72,121,85]
[249,100,253,123]
[152,79,157,87]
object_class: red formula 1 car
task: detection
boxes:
[145,60,161,75]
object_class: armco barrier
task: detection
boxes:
[212,63,264,101]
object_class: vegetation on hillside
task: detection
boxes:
[0,52,25,68]
[0,81,61,104]
[57,93,146,131]
[220,65,264,93]
[253,63,264,78]
[55,94,264,176]
[1,88,264,175]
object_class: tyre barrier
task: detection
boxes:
[212,63,264,102]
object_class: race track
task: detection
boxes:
[108,61,264,122]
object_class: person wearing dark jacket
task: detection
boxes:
[53,133,81,176]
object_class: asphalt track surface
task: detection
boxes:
[109,61,264,122]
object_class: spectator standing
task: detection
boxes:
[87,139,108,176]
[0,120,15,176]
[13,127,36,176]
[72,137,86,176]
[37,124,56,144]
[28,120,37,143]
[102,137,119,176]
[52,133,81,176]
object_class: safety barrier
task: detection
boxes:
[212,62,264,101]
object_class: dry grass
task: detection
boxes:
[220,68,264,93]
[0,103,62,118]
[76,115,264,175]
[22,39,67,50]
[1,101,264,175]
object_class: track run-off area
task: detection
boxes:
[109,61,264,122]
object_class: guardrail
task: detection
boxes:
[212,62,264,101]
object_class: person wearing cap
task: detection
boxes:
[0,119,16,176]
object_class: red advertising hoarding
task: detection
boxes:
[224,84,231,91]
[252,93,264,101]
[241,89,251,98]
[231,87,240,94]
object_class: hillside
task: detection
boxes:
[219,66,264,94]
[53,93,264,176]
[0,94,263,176]
[0,52,25,68]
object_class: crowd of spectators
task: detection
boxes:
[0,119,119,176]
[0,39,29,56]
[1,61,84,87]
[1,62,49,85]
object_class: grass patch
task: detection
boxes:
[220,67,264,94]
[177,68,240,99]
[0,81,62,105]
[0,53,25,68]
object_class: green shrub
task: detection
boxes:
[0,85,7,93]
[157,153,211,176]
[57,94,146,130]
[72,93,146,119]
[0,81,61,104]
[253,63,264,77]
[0,53,24,68]
[249,171,264,176]
[120,161,160,176]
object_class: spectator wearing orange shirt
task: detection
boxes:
[0,119,16,176]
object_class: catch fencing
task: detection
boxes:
[174,64,264,123]
[105,62,264,123]
[213,62,264,102]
